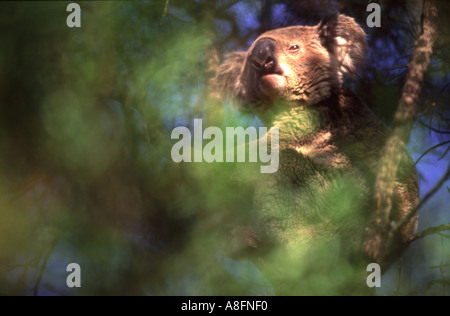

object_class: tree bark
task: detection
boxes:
[366,0,439,262]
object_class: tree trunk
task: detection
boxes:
[365,0,439,263]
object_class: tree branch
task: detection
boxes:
[410,223,450,242]
[396,162,450,238]
[419,120,450,134]
[160,0,169,25]
[414,140,450,165]
[32,238,59,296]
[366,0,439,262]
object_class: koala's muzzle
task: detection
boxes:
[250,38,282,75]
[249,38,284,100]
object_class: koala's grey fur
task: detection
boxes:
[214,14,418,295]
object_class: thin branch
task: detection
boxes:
[430,263,450,269]
[439,145,450,161]
[160,0,169,26]
[438,232,450,239]
[437,111,450,123]
[399,163,450,239]
[437,82,450,95]
[1,264,35,273]
[412,163,450,216]
[14,245,51,291]
[414,140,450,165]
[426,279,450,292]
[410,223,450,242]
[32,239,59,296]
[419,120,450,134]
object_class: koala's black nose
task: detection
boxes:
[250,38,278,74]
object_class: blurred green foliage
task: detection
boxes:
[0,1,257,295]
[0,0,449,295]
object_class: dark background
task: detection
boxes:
[0,0,449,295]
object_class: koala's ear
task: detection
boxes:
[317,14,367,78]
[213,52,246,97]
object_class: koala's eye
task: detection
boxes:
[288,44,300,53]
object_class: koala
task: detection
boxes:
[214,14,419,295]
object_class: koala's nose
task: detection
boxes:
[250,38,278,74]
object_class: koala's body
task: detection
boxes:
[215,15,418,295]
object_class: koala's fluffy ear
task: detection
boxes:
[317,14,367,78]
[213,52,246,98]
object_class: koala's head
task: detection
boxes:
[215,14,367,111]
